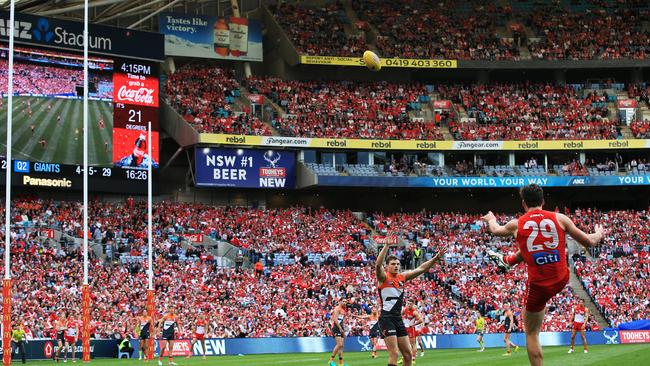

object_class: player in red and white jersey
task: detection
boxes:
[402,300,423,364]
[415,313,431,358]
[187,313,208,359]
[482,184,604,366]
[63,314,79,363]
[568,298,590,354]
[375,239,446,366]
[53,313,68,362]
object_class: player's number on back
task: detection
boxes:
[523,219,559,251]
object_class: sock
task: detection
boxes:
[339,356,343,365]
[505,254,518,266]
[169,357,173,363]
[479,339,484,347]
[330,355,335,361]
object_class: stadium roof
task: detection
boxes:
[0,0,250,30]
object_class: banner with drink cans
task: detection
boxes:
[159,13,263,62]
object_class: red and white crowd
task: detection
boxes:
[572,208,650,327]
[165,65,271,135]
[244,77,443,139]
[271,1,648,61]
[352,0,519,61]
[270,2,364,57]
[3,198,647,339]
[439,83,617,140]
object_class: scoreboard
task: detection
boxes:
[112,59,160,169]
[0,12,164,193]
[1,158,156,193]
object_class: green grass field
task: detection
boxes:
[19,345,650,366]
[0,96,113,165]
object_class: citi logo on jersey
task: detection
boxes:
[532,250,560,265]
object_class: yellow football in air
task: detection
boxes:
[363,50,381,71]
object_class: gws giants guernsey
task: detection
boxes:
[378,272,405,317]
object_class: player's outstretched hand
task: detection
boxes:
[594,224,605,241]
[432,245,447,262]
[481,211,496,224]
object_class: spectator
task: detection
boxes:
[119,335,134,358]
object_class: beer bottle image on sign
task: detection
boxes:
[229,17,248,57]
[214,18,229,56]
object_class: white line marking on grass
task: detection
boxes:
[252,358,321,365]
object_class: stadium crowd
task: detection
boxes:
[0,59,111,98]
[439,83,618,140]
[572,208,650,327]
[631,120,650,139]
[165,66,271,135]
[270,1,649,61]
[6,198,648,339]
[270,2,364,57]
[527,7,650,60]
[245,77,443,139]
[352,0,519,61]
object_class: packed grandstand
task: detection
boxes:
[7,199,648,339]
[0,0,648,364]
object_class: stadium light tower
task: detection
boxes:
[81,0,92,362]
[2,2,15,365]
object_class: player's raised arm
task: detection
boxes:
[557,214,604,248]
[402,246,446,281]
[481,211,518,237]
[375,241,391,282]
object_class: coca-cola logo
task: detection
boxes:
[117,86,155,105]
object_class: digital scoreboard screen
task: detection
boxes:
[0,44,160,192]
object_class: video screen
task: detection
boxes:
[0,44,159,168]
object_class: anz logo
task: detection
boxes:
[570,177,589,186]
[0,18,33,40]
[33,18,54,42]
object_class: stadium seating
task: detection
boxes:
[165,65,272,135]
[8,198,647,338]
[631,120,650,138]
[245,77,443,140]
[270,2,364,57]
[440,83,618,140]
[272,1,648,61]
[527,7,650,60]
[571,208,650,327]
[352,0,519,61]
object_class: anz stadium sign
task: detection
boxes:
[0,11,164,61]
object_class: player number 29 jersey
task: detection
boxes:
[516,209,568,285]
